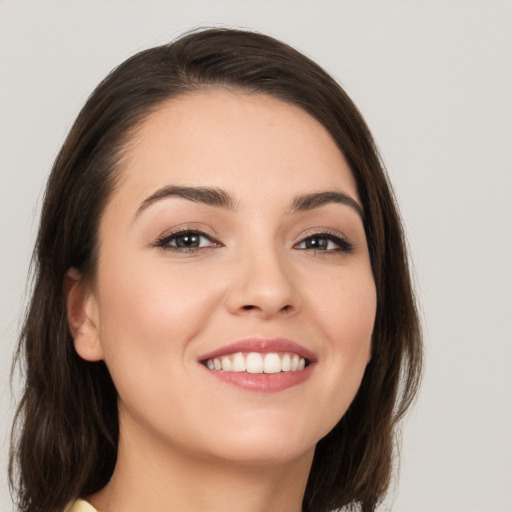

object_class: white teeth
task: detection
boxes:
[232,353,246,372]
[263,353,281,374]
[205,352,307,374]
[246,353,263,373]
[281,353,291,372]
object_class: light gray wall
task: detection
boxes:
[1,1,511,511]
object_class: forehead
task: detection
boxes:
[112,90,359,210]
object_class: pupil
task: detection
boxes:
[176,234,199,247]
[308,237,327,250]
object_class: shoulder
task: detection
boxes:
[65,499,99,512]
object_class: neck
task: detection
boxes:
[88,416,314,512]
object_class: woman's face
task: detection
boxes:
[76,90,376,466]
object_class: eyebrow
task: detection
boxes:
[134,185,237,219]
[133,185,363,221]
[288,190,364,220]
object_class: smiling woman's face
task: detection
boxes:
[72,90,376,467]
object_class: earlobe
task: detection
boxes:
[65,268,104,362]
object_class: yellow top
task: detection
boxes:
[66,499,99,512]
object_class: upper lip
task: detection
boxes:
[197,338,317,363]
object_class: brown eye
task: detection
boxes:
[173,233,202,248]
[296,233,353,253]
[156,230,220,251]
[300,237,330,250]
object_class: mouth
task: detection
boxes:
[202,351,309,374]
[197,338,316,392]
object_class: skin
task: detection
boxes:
[67,90,377,512]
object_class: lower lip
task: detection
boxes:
[201,364,315,392]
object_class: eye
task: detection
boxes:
[295,232,353,253]
[154,229,220,251]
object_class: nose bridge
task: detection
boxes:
[225,234,298,317]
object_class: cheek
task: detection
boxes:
[309,263,376,348]
[94,256,222,376]
[336,281,376,357]
[335,279,375,369]
[305,266,376,425]
[92,256,230,440]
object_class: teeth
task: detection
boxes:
[281,353,291,372]
[263,353,281,373]
[246,353,263,373]
[232,353,246,372]
[221,357,232,371]
[205,352,307,374]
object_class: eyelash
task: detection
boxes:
[153,228,221,252]
[153,229,354,255]
[295,231,354,254]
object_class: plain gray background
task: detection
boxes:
[1,1,511,511]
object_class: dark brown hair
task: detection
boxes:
[10,28,422,512]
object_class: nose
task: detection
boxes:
[224,245,300,319]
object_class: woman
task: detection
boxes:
[10,28,422,512]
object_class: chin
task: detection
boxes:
[207,439,316,468]
[192,416,324,467]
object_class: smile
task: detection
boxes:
[205,352,307,374]
[198,338,315,392]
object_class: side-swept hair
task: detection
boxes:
[10,28,422,512]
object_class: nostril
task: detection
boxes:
[238,303,294,314]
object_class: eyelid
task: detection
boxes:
[294,228,355,253]
[151,224,222,251]
[150,224,354,254]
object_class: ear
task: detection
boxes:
[65,268,104,361]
